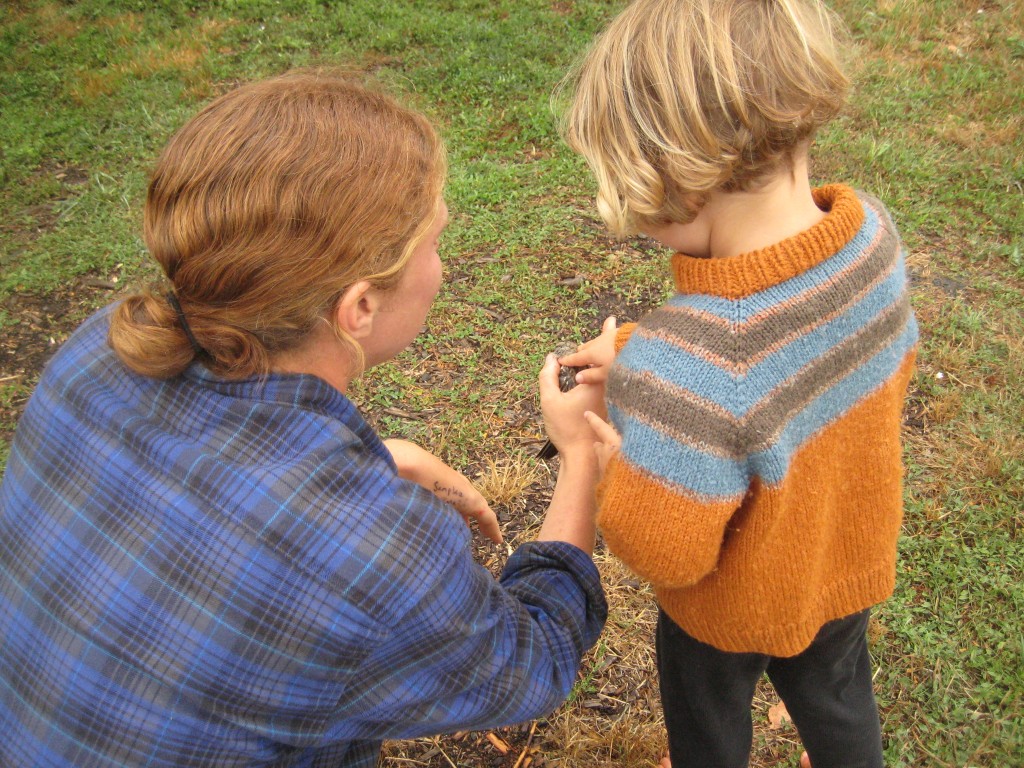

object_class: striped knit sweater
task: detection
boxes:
[598,185,918,656]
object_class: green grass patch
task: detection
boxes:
[1,0,1022,765]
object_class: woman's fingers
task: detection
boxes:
[470,506,503,545]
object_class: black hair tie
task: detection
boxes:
[166,292,205,356]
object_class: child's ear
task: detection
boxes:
[333,280,380,340]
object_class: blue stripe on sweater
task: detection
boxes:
[609,403,750,501]
[613,320,917,496]
[616,253,909,417]
[742,259,908,411]
[750,320,917,484]
[614,338,738,408]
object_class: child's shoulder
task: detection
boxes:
[845,187,901,238]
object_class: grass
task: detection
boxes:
[1,0,1022,765]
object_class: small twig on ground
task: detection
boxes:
[512,722,539,768]
[433,739,458,768]
[485,732,511,754]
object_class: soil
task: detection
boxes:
[0,281,120,447]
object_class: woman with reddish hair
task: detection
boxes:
[0,71,606,767]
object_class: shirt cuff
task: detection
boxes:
[500,540,608,649]
[614,323,637,352]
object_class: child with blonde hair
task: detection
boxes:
[560,1,918,766]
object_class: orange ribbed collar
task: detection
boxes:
[670,184,865,299]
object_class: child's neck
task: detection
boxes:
[679,154,826,260]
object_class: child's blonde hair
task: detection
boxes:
[562,0,849,236]
[109,70,447,380]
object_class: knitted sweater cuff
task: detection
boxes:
[614,323,637,353]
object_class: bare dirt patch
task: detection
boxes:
[0,283,115,446]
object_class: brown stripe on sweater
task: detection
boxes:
[640,222,900,369]
[743,298,913,450]
[631,316,743,375]
[610,298,912,456]
[608,366,742,458]
[860,194,900,240]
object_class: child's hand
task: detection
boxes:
[557,315,618,389]
[383,438,502,544]
[583,410,621,476]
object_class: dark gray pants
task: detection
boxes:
[657,609,884,768]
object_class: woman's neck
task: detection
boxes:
[270,321,357,394]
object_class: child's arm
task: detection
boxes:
[583,410,621,477]
[583,383,742,589]
[383,438,502,544]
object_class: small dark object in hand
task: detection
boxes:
[538,342,584,460]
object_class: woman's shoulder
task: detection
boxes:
[37,303,118,380]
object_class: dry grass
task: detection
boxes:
[66,17,230,104]
[541,552,664,768]
[475,456,543,509]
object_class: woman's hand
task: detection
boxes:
[384,438,502,544]
[556,316,618,391]
[534,355,604,552]
[539,353,605,461]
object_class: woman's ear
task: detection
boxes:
[334,280,379,340]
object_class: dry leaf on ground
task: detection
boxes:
[767,701,792,730]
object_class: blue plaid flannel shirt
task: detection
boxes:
[0,307,607,767]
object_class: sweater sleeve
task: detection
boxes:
[596,451,746,589]
[613,322,637,352]
[597,320,750,590]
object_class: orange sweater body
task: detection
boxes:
[598,186,918,656]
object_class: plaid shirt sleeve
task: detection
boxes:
[0,307,607,768]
